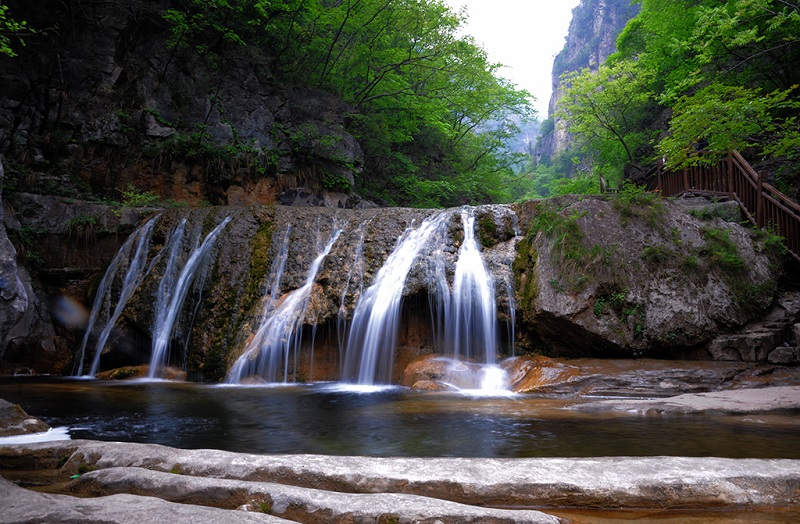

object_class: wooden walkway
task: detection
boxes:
[650,150,800,262]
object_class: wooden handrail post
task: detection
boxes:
[683,168,689,194]
[756,172,764,227]
[727,150,733,199]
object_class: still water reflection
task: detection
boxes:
[2,377,799,458]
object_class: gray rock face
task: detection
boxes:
[0,398,49,436]
[0,157,29,357]
[768,345,800,365]
[540,0,640,158]
[0,2,364,207]
[709,292,800,362]
[0,476,292,524]
[578,385,800,414]
[514,196,783,358]
[2,440,800,515]
[72,467,559,524]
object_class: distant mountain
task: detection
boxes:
[537,0,639,162]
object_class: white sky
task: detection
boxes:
[444,0,581,117]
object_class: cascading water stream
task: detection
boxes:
[226,226,343,383]
[447,209,498,366]
[148,216,232,379]
[74,216,159,377]
[337,226,366,371]
[343,211,449,385]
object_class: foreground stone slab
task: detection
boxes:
[73,466,560,523]
[0,476,292,524]
[2,440,799,510]
[577,386,800,414]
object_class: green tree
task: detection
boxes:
[556,59,656,180]
[161,0,535,207]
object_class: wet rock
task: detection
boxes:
[0,476,291,524]
[95,365,187,381]
[577,386,800,414]
[401,355,491,390]
[794,323,800,346]
[0,398,49,436]
[768,346,800,365]
[3,440,800,511]
[71,467,560,524]
[498,357,800,396]
[501,356,580,393]
[707,292,800,362]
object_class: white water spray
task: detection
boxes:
[226,226,342,383]
[447,209,498,365]
[343,212,449,385]
[148,216,232,378]
[75,216,158,376]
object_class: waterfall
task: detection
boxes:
[342,211,449,385]
[74,216,158,376]
[226,226,343,383]
[148,216,232,379]
[447,209,498,365]
[337,226,367,371]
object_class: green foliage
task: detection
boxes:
[557,59,657,175]
[7,226,44,267]
[610,182,664,228]
[161,0,535,207]
[659,84,800,169]
[641,243,674,264]
[554,0,800,192]
[549,172,602,197]
[0,5,31,57]
[322,172,352,192]
[120,185,160,208]
[699,226,745,273]
[66,215,100,245]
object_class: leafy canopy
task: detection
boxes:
[162,0,535,207]
[554,0,800,196]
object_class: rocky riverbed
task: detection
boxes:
[2,380,800,523]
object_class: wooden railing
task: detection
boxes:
[651,150,800,262]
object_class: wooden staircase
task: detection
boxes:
[650,151,800,262]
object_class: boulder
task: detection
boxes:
[401,354,488,390]
[500,355,580,393]
[0,398,49,436]
[707,291,800,362]
[514,196,783,358]
[768,345,800,366]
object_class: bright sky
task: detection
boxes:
[444,0,581,117]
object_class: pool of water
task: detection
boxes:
[2,376,799,458]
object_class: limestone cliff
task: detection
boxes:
[537,0,639,161]
[0,0,366,208]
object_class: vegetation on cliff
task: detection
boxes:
[0,0,533,208]
[532,0,800,200]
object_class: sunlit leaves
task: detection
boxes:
[0,4,31,58]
